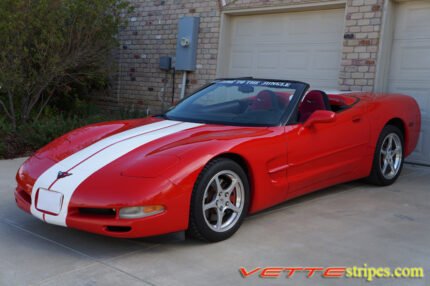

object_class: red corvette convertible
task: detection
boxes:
[15,78,421,242]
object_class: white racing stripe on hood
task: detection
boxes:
[30,120,202,226]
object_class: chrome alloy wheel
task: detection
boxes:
[202,170,245,232]
[380,133,403,180]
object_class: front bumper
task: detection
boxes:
[14,183,191,238]
[65,208,180,238]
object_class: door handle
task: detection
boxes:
[352,116,362,123]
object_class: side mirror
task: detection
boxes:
[304,110,336,128]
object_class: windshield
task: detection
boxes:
[164,79,308,126]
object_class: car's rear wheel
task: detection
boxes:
[367,125,404,186]
[187,158,249,242]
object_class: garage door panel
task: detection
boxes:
[230,49,254,71]
[395,3,430,39]
[281,50,310,69]
[390,42,430,81]
[233,19,256,43]
[256,50,281,70]
[227,9,344,89]
[287,10,344,41]
[287,33,342,45]
[259,18,284,37]
[297,78,339,90]
[400,46,430,71]
[388,1,430,165]
[313,49,342,71]
[233,18,255,35]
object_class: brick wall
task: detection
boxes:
[339,0,384,91]
[102,0,386,113]
[99,0,222,113]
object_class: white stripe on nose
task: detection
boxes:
[30,120,202,226]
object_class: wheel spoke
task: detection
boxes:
[393,146,402,156]
[387,135,393,151]
[216,208,224,229]
[203,199,217,211]
[224,178,238,195]
[381,160,388,175]
[226,202,240,213]
[389,160,395,173]
[214,176,222,194]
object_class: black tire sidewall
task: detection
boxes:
[189,158,250,242]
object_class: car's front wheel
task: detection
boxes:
[187,158,250,242]
[367,125,404,186]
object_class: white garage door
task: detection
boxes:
[225,9,345,90]
[388,1,430,165]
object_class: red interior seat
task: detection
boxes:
[249,90,292,111]
[275,92,292,108]
[298,90,331,122]
[249,90,275,110]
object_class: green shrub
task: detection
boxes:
[0,0,133,129]
[0,97,149,159]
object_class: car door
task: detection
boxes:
[285,100,370,196]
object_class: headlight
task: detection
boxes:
[17,165,24,180]
[119,205,165,219]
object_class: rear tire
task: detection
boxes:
[366,125,404,186]
[187,158,250,242]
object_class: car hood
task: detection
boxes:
[35,117,270,161]
[33,117,158,162]
[19,117,273,189]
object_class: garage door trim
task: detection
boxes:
[219,0,346,16]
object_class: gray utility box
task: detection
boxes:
[159,56,172,71]
[175,17,200,71]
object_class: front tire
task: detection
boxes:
[187,158,250,242]
[367,125,404,186]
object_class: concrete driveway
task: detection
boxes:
[0,158,429,286]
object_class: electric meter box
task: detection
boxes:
[175,17,200,71]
